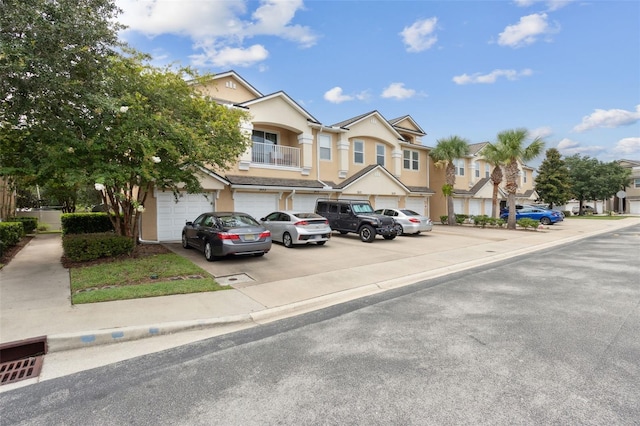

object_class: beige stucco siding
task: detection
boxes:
[196,77,258,104]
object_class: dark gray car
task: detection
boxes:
[182,212,272,261]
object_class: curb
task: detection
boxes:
[44,219,640,353]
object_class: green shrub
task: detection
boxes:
[455,214,466,224]
[517,218,539,230]
[62,232,134,261]
[0,222,24,247]
[0,239,4,257]
[8,216,38,234]
[440,215,448,224]
[61,213,115,235]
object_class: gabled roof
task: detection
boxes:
[331,110,404,141]
[238,91,321,125]
[388,115,427,136]
[468,142,490,156]
[618,159,640,168]
[332,164,410,193]
[211,70,263,98]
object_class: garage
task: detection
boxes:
[157,192,214,241]
[453,198,464,215]
[469,199,482,216]
[291,193,323,212]
[373,196,399,210]
[630,200,640,215]
[233,192,279,220]
[405,197,426,215]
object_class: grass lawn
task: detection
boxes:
[70,252,230,304]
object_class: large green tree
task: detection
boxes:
[0,0,123,213]
[534,148,572,209]
[565,155,631,214]
[493,129,545,229]
[87,54,252,240]
[429,136,470,225]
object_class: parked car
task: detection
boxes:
[572,205,595,215]
[374,208,433,235]
[260,211,332,248]
[315,198,397,242]
[500,207,564,225]
[182,212,272,261]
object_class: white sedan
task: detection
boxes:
[374,208,433,235]
[260,211,332,248]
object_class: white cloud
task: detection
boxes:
[573,105,640,132]
[452,68,533,85]
[498,13,557,48]
[116,0,316,67]
[514,0,574,11]
[556,138,605,156]
[613,137,640,155]
[381,83,416,100]
[400,17,438,52]
[529,126,553,139]
[191,44,269,68]
[324,87,353,104]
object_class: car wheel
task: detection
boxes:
[204,241,215,262]
[383,234,396,240]
[283,232,293,248]
[181,233,190,249]
[359,225,375,243]
[316,241,327,246]
[394,224,403,236]
[540,217,551,225]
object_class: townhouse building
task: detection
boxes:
[139,71,436,242]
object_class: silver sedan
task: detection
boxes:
[374,208,433,235]
[260,211,332,248]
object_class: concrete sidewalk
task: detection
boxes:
[2,217,639,354]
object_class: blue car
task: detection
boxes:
[500,206,563,225]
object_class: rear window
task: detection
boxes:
[294,213,323,219]
[218,214,259,228]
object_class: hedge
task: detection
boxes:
[62,232,135,262]
[0,222,24,256]
[61,213,116,235]
[8,216,38,234]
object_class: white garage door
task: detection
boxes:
[469,199,482,216]
[292,194,322,212]
[233,192,279,221]
[374,196,399,210]
[405,197,425,215]
[453,198,464,215]
[630,200,640,215]
[484,199,493,215]
[157,192,213,241]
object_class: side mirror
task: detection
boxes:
[185,221,193,226]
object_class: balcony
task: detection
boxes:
[251,142,300,168]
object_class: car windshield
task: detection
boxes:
[352,203,374,214]
[218,214,260,228]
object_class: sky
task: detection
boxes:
[114,0,640,166]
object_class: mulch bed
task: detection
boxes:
[0,235,171,269]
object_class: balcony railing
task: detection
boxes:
[251,142,300,168]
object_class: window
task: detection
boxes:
[635,178,640,188]
[474,163,480,178]
[376,144,385,166]
[454,159,465,176]
[485,164,490,178]
[523,170,527,183]
[252,130,277,145]
[403,150,419,170]
[353,140,364,164]
[319,134,332,160]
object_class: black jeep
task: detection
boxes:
[315,199,397,242]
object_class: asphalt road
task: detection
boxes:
[2,224,639,425]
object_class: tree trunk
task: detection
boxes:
[446,162,457,225]
[505,160,519,230]
[490,166,503,218]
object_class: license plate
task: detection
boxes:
[244,234,255,241]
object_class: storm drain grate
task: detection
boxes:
[0,356,44,385]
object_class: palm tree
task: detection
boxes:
[494,129,545,230]
[481,144,509,218]
[429,136,470,225]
